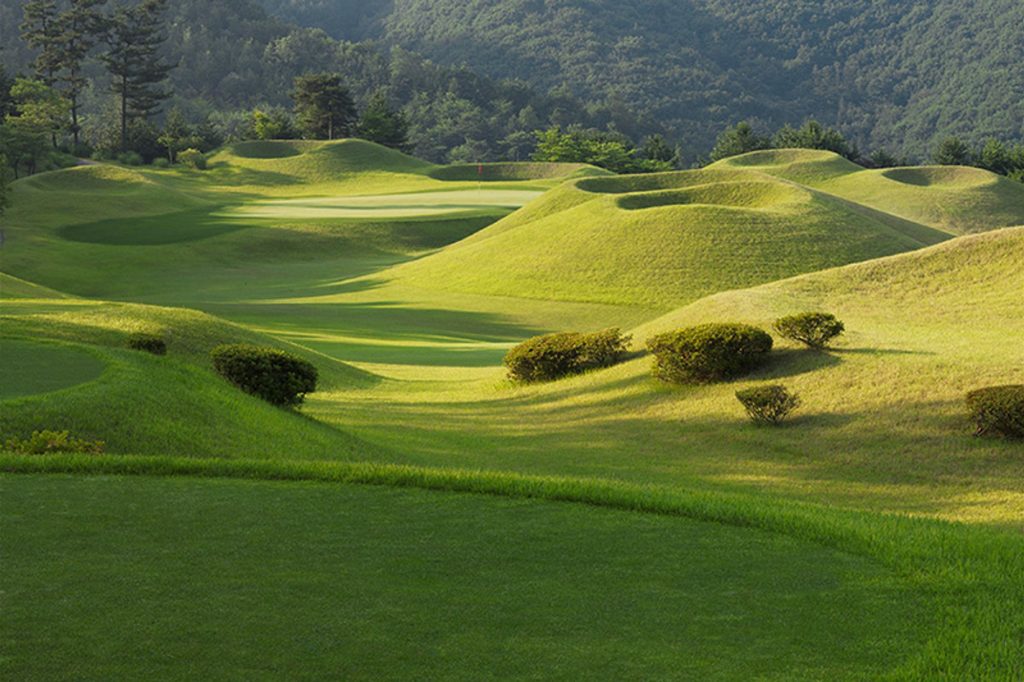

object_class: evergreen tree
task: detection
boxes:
[0,152,8,216]
[709,122,770,161]
[640,134,680,167]
[357,92,410,151]
[978,139,1011,175]
[56,0,108,149]
[292,73,357,140]
[101,0,175,151]
[156,107,197,163]
[773,120,858,160]
[4,78,70,175]
[20,0,62,86]
[932,136,973,166]
[0,65,14,119]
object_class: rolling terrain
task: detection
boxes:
[2,141,1023,678]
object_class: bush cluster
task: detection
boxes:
[128,332,167,356]
[773,312,845,349]
[211,344,318,406]
[4,430,105,455]
[504,329,630,383]
[178,148,207,170]
[966,385,1024,439]
[647,324,773,384]
[736,385,801,426]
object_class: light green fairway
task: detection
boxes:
[0,339,105,400]
[227,189,544,220]
[0,474,932,681]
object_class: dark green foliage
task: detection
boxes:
[773,313,846,349]
[292,73,358,140]
[710,122,771,161]
[358,92,410,151]
[966,386,1024,439]
[4,429,104,454]
[177,148,206,169]
[504,329,630,383]
[100,0,175,151]
[128,332,167,356]
[736,385,801,426]
[211,344,318,406]
[20,0,61,85]
[532,126,673,174]
[251,107,296,140]
[932,137,974,166]
[772,120,858,161]
[648,324,774,385]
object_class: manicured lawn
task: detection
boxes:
[0,474,932,680]
[0,338,105,400]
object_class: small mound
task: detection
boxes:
[0,274,70,300]
[16,164,152,193]
[428,162,607,182]
[881,166,995,189]
[577,169,751,195]
[226,140,309,159]
[0,339,105,400]
[723,149,847,168]
[617,181,807,211]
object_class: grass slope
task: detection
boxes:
[379,166,948,308]
[0,298,377,458]
[712,149,1024,234]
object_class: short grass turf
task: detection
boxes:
[0,474,933,681]
[0,338,105,400]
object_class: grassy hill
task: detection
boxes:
[712,149,1024,234]
[379,162,950,308]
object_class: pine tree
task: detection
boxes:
[56,0,108,149]
[101,0,175,151]
[21,0,62,86]
[292,74,357,141]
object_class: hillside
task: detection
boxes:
[712,150,1024,234]
[256,0,1024,157]
[377,159,950,308]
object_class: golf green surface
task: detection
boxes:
[227,189,543,219]
[0,474,930,681]
[0,339,105,400]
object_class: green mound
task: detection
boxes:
[16,164,155,193]
[0,339,105,400]
[0,274,70,300]
[712,150,1024,234]
[226,140,309,159]
[380,169,948,308]
[428,162,608,181]
[1,475,928,680]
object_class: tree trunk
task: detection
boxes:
[120,75,128,152]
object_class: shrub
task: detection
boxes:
[966,385,1024,439]
[647,323,773,384]
[151,157,170,169]
[4,430,105,455]
[211,344,318,406]
[773,312,845,349]
[128,332,167,356]
[504,328,631,383]
[736,385,801,425]
[178,148,207,170]
[117,151,144,166]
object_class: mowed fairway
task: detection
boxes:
[3,142,1024,678]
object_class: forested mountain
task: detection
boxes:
[255,0,1024,158]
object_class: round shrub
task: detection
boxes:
[211,344,318,406]
[128,332,167,356]
[178,148,207,170]
[736,385,801,426]
[773,312,845,349]
[151,157,170,169]
[966,385,1024,439]
[117,151,143,166]
[504,328,630,383]
[647,323,773,384]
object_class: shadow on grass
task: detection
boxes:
[59,209,250,246]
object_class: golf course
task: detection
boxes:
[2,139,1023,679]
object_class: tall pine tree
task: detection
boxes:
[57,0,107,148]
[101,0,175,151]
[21,0,62,86]
[292,74,357,141]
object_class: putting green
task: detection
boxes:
[0,339,105,400]
[227,189,543,220]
